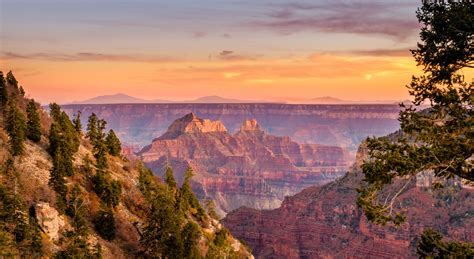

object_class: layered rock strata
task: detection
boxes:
[138,114,351,215]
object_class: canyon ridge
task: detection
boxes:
[137,113,351,215]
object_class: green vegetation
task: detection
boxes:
[87,113,108,170]
[0,71,7,107]
[417,229,474,258]
[72,111,82,135]
[26,100,42,143]
[0,180,43,257]
[5,97,27,156]
[92,171,122,208]
[138,164,243,258]
[6,71,18,89]
[105,129,121,156]
[93,208,116,241]
[356,1,473,256]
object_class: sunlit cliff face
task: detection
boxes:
[0,0,449,104]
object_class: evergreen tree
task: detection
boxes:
[182,222,201,258]
[417,229,474,258]
[93,208,116,241]
[86,113,99,144]
[87,114,108,170]
[0,71,8,107]
[105,129,121,156]
[49,103,62,123]
[6,71,18,89]
[164,166,177,190]
[59,111,80,153]
[49,146,70,213]
[355,1,473,256]
[92,171,122,208]
[141,189,183,258]
[179,167,205,220]
[0,184,43,257]
[19,86,25,97]
[26,100,42,143]
[5,98,26,156]
[72,111,82,135]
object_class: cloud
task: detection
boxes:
[221,33,232,39]
[249,1,419,40]
[217,50,258,61]
[2,51,178,63]
[345,48,412,57]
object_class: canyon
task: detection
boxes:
[223,146,474,258]
[62,103,401,153]
[138,113,351,215]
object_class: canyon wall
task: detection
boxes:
[223,147,474,258]
[138,113,351,215]
[62,103,400,152]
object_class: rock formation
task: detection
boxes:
[62,103,401,151]
[138,114,351,215]
[223,146,474,258]
[35,202,66,241]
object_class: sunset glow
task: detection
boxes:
[0,0,432,103]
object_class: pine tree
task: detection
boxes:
[141,189,184,258]
[105,129,121,156]
[26,100,42,143]
[87,114,108,169]
[5,98,26,156]
[72,111,82,135]
[0,71,8,107]
[355,1,473,256]
[92,171,122,208]
[18,86,25,97]
[94,208,116,241]
[49,103,62,122]
[182,222,201,258]
[86,113,99,144]
[49,145,69,213]
[164,166,177,190]
[179,167,203,217]
[6,71,18,89]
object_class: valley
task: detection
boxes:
[62,103,401,152]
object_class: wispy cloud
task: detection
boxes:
[250,1,419,40]
[217,50,259,61]
[343,48,412,57]
[2,52,179,63]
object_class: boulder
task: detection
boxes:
[35,202,66,241]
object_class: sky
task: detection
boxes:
[0,0,427,104]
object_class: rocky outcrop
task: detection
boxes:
[223,150,474,258]
[62,103,401,151]
[35,202,66,241]
[159,112,227,140]
[139,114,351,215]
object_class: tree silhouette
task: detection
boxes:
[26,100,42,143]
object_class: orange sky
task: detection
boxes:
[1,52,420,104]
[0,0,439,104]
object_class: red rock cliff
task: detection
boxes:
[223,148,474,258]
[138,114,351,215]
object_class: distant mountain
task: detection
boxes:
[71,93,161,104]
[73,94,264,104]
[185,95,259,103]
